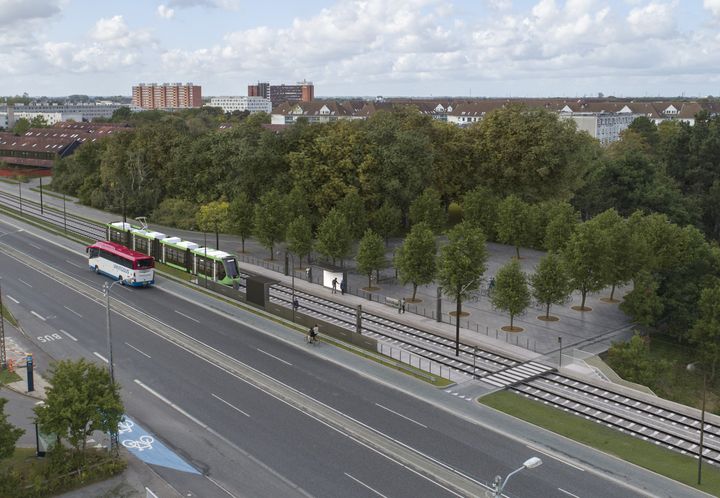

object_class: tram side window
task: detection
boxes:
[164,247,184,266]
[109,229,126,245]
[135,237,148,254]
[217,262,226,281]
[196,256,213,278]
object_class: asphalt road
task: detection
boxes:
[0,215,705,498]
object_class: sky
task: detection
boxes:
[2,0,720,98]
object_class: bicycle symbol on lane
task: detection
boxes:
[117,419,134,434]
[122,435,154,451]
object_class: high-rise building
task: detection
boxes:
[131,83,202,110]
[247,80,314,105]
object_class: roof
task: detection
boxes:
[0,132,78,153]
[87,240,154,261]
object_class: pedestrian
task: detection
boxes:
[332,277,338,294]
[293,298,299,310]
[312,323,319,343]
[401,297,406,314]
[306,267,312,282]
[340,279,345,295]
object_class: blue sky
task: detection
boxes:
[2,0,720,98]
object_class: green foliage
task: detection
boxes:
[592,208,635,299]
[196,200,231,248]
[34,359,123,461]
[437,221,487,303]
[29,115,48,128]
[111,106,132,121]
[12,118,31,135]
[151,198,198,230]
[461,186,499,241]
[562,218,612,309]
[620,271,664,328]
[496,195,531,258]
[315,208,353,265]
[447,202,462,225]
[336,189,368,240]
[468,104,596,202]
[530,252,571,319]
[607,334,672,387]
[543,200,580,252]
[409,188,446,233]
[689,283,720,379]
[253,189,287,260]
[370,201,402,245]
[228,192,253,252]
[0,398,24,460]
[491,259,531,328]
[356,229,386,288]
[286,215,313,267]
[395,222,437,300]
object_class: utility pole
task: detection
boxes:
[0,278,7,370]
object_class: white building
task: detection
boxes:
[559,108,639,145]
[208,96,271,114]
[0,102,125,129]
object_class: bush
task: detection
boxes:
[447,202,462,226]
[151,198,199,229]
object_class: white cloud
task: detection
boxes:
[0,0,61,25]
[90,15,130,42]
[627,2,676,37]
[166,0,241,10]
[705,0,720,16]
[157,5,175,19]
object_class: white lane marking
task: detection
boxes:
[28,242,42,250]
[375,403,427,428]
[525,445,585,471]
[134,379,209,429]
[6,294,19,304]
[125,342,151,359]
[30,310,46,321]
[94,352,108,363]
[206,476,238,498]
[211,393,250,417]
[174,310,200,323]
[65,259,83,269]
[558,488,581,498]
[18,278,32,288]
[59,329,78,342]
[257,348,293,366]
[345,473,388,497]
[64,305,82,317]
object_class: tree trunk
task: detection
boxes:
[368,274,372,289]
[610,283,616,300]
[412,283,418,301]
[581,288,587,308]
[241,236,245,253]
[455,292,461,356]
[215,227,220,250]
[515,245,520,259]
[546,302,551,319]
[269,245,274,260]
[510,313,514,328]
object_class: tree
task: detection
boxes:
[461,186,499,241]
[395,222,437,301]
[315,208,353,266]
[409,188,446,233]
[437,222,488,354]
[543,201,580,252]
[34,359,123,467]
[530,252,571,320]
[370,201,402,245]
[12,117,30,135]
[228,192,254,253]
[196,200,230,250]
[689,282,720,379]
[0,398,24,460]
[619,270,664,328]
[253,189,287,260]
[496,195,531,258]
[29,115,48,128]
[286,215,314,267]
[593,209,635,300]
[562,219,612,310]
[606,334,670,387]
[151,198,198,230]
[336,189,368,240]
[356,229,386,289]
[491,259,531,329]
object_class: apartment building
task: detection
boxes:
[132,83,202,110]
[208,96,272,114]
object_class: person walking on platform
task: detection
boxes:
[332,277,338,294]
[340,279,345,295]
[400,297,406,314]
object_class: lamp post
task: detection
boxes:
[558,336,563,368]
[104,280,122,451]
[281,251,297,323]
[687,362,707,485]
[62,192,67,233]
[39,176,44,215]
[18,180,22,215]
[493,456,543,497]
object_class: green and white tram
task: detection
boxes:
[106,222,241,287]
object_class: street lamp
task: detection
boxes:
[687,362,707,485]
[281,251,297,323]
[558,336,563,368]
[493,456,543,497]
[104,280,122,451]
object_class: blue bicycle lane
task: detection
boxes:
[118,415,200,474]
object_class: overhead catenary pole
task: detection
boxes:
[39,176,44,215]
[0,278,7,370]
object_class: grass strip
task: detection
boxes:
[1,302,19,327]
[0,206,92,245]
[0,368,22,385]
[481,390,720,495]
